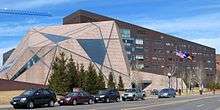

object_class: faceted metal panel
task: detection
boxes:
[0,21,131,88]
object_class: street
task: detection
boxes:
[1,94,220,110]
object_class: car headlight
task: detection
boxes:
[100,95,105,98]
[65,97,71,101]
[20,98,27,102]
[163,93,168,96]
[128,94,133,97]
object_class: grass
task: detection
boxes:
[0,90,24,105]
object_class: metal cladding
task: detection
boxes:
[0,21,131,88]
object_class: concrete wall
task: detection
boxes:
[132,71,187,91]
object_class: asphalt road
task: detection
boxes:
[2,94,220,110]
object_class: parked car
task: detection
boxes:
[10,88,56,109]
[95,89,120,103]
[122,88,145,101]
[58,90,94,105]
[158,88,176,98]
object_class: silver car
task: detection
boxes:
[122,88,145,101]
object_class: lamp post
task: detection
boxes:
[167,73,171,88]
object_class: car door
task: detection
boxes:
[83,92,90,102]
[78,92,85,103]
[109,90,116,101]
[33,90,44,105]
[42,89,51,104]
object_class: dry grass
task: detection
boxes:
[0,90,24,105]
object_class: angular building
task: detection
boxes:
[0,21,131,88]
[63,10,216,87]
[0,9,216,90]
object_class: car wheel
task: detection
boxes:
[88,99,94,104]
[106,98,110,103]
[133,96,137,101]
[122,98,126,101]
[27,101,34,109]
[73,99,77,105]
[116,97,120,102]
[48,100,55,107]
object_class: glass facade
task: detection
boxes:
[11,55,40,80]
[43,33,70,43]
[120,29,134,61]
[77,39,107,65]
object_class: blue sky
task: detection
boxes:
[0,0,220,66]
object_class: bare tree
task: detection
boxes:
[193,62,205,90]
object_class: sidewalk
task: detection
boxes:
[0,104,12,109]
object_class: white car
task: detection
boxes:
[122,88,145,101]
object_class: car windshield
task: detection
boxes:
[98,90,108,94]
[125,89,136,93]
[160,89,169,93]
[21,89,36,96]
[67,92,79,97]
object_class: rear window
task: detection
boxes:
[67,92,79,97]
[160,89,169,93]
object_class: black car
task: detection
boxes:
[95,89,120,103]
[10,88,56,109]
[58,89,94,105]
[158,88,176,98]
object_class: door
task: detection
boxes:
[109,90,116,101]
[42,89,51,103]
[78,92,86,103]
[33,90,44,105]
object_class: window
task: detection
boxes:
[43,90,50,95]
[10,55,40,80]
[120,29,130,38]
[135,39,143,45]
[135,55,144,60]
[136,64,144,70]
[135,46,144,52]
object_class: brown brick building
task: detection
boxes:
[63,10,216,86]
[216,54,220,82]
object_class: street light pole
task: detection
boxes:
[168,73,171,88]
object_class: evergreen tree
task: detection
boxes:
[48,52,69,94]
[117,75,124,91]
[86,63,99,94]
[78,64,87,90]
[66,55,79,90]
[97,71,106,90]
[107,72,116,89]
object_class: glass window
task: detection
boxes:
[43,90,50,95]
[77,39,107,65]
[10,55,40,80]
[136,63,144,70]
[120,29,130,38]
[135,55,144,60]
[135,39,143,45]
[135,46,144,52]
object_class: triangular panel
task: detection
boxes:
[42,33,70,43]
[77,39,107,65]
